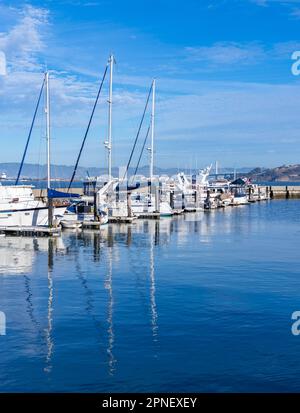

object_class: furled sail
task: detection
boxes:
[47,189,80,199]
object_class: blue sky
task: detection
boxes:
[1,0,300,171]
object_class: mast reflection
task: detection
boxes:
[105,245,116,375]
[44,238,54,373]
[149,222,158,341]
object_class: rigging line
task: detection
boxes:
[122,82,153,182]
[15,76,45,185]
[68,62,109,191]
[37,109,44,198]
[132,124,151,181]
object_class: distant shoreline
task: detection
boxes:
[2,179,300,189]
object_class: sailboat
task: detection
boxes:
[0,72,66,227]
[63,56,116,226]
[130,79,173,217]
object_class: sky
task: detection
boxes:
[1,0,300,171]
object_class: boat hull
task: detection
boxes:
[0,205,66,227]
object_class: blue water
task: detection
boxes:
[0,200,300,393]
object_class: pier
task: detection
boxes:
[4,184,296,238]
[136,212,160,219]
[269,185,300,199]
[0,225,61,237]
[108,216,137,223]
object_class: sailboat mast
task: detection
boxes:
[45,71,51,189]
[150,78,155,180]
[107,54,114,178]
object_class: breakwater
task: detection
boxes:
[33,185,300,201]
[268,186,300,199]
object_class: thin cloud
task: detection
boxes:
[0,5,48,72]
[251,0,300,5]
[185,42,265,66]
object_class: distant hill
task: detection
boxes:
[247,164,300,182]
[0,162,205,179]
[0,162,269,180]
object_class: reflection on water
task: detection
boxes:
[105,246,116,375]
[45,239,54,374]
[0,200,300,392]
[150,223,158,342]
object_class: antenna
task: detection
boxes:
[148,78,156,180]
[45,71,51,189]
[104,54,114,178]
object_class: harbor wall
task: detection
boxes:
[33,186,300,200]
[268,186,300,199]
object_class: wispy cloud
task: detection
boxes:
[184,40,300,68]
[0,51,6,75]
[185,42,265,66]
[1,2,300,167]
[251,0,300,5]
[0,5,48,72]
[250,0,300,19]
[290,7,300,18]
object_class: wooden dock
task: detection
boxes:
[108,216,137,223]
[81,221,102,229]
[184,208,196,212]
[173,209,184,215]
[0,226,61,237]
[137,212,160,219]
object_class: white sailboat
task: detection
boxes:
[131,79,173,217]
[0,185,65,226]
[0,72,66,227]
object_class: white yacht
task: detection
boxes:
[0,72,67,227]
[0,172,7,180]
[131,191,173,217]
[0,184,66,226]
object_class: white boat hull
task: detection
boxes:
[0,205,66,227]
[63,211,108,225]
[231,196,248,206]
[61,220,82,229]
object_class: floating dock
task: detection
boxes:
[108,216,137,223]
[0,226,61,237]
[173,209,184,215]
[137,212,160,219]
[81,221,102,229]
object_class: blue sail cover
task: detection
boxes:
[47,188,81,199]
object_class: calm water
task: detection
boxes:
[0,200,300,393]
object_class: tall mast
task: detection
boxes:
[45,71,51,189]
[107,54,114,178]
[150,78,155,180]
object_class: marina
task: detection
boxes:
[0,200,300,392]
[0,60,296,237]
[0,225,61,237]
[1,0,300,400]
